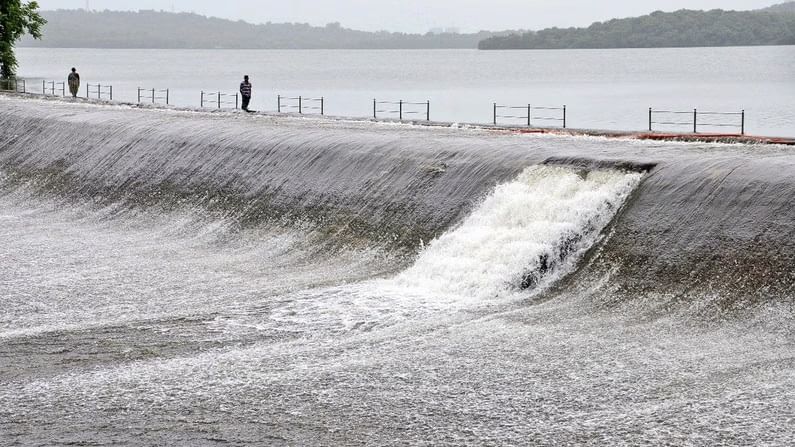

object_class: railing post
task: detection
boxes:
[426,100,430,121]
[399,100,403,121]
[235,93,239,110]
[152,88,155,104]
[299,96,303,114]
[109,85,112,101]
[373,99,376,119]
[527,104,532,127]
[741,110,745,135]
[693,108,697,134]
[200,91,204,108]
[61,83,65,97]
[166,89,169,105]
[649,107,653,132]
[563,105,567,129]
[321,97,324,115]
[217,92,221,109]
[493,103,497,125]
[277,95,281,113]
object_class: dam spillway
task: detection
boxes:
[0,94,793,445]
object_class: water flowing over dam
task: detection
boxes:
[1,94,793,445]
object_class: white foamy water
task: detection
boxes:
[393,166,642,300]
[264,166,642,334]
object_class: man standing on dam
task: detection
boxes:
[240,75,252,112]
[67,68,80,98]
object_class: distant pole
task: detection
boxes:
[493,103,497,125]
[527,104,531,127]
[426,100,430,121]
[235,93,238,109]
[299,96,303,114]
[200,91,204,108]
[741,110,745,135]
[166,89,169,105]
[649,107,653,132]
[109,85,112,101]
[373,99,376,119]
[399,100,403,121]
[693,108,697,134]
[152,88,155,103]
[217,92,221,109]
[277,95,281,113]
[563,105,567,129]
[320,97,324,115]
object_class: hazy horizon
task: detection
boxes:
[36,0,782,33]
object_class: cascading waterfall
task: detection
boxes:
[392,166,642,300]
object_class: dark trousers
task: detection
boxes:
[241,95,251,111]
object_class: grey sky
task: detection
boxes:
[36,0,782,33]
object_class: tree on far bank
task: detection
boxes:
[0,0,46,78]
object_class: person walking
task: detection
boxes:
[240,75,252,112]
[67,67,80,98]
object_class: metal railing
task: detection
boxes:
[373,99,430,121]
[649,108,745,135]
[493,103,567,128]
[277,95,324,115]
[43,80,66,96]
[86,83,113,100]
[200,91,239,109]
[138,87,169,105]
[0,78,25,93]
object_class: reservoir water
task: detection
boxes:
[15,46,795,137]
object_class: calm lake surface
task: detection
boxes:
[16,46,795,136]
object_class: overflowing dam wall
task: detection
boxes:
[1,94,793,319]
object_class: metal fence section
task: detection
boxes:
[0,78,25,93]
[86,83,113,100]
[200,91,239,109]
[373,99,430,121]
[649,108,745,135]
[277,95,324,115]
[138,88,169,105]
[43,80,66,96]
[493,103,567,128]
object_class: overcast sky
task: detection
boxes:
[36,0,782,32]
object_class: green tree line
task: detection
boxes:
[479,5,795,50]
[18,9,511,49]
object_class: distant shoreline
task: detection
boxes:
[19,4,795,51]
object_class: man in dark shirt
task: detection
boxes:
[240,75,252,111]
[67,67,80,98]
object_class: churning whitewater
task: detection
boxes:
[1,95,793,446]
